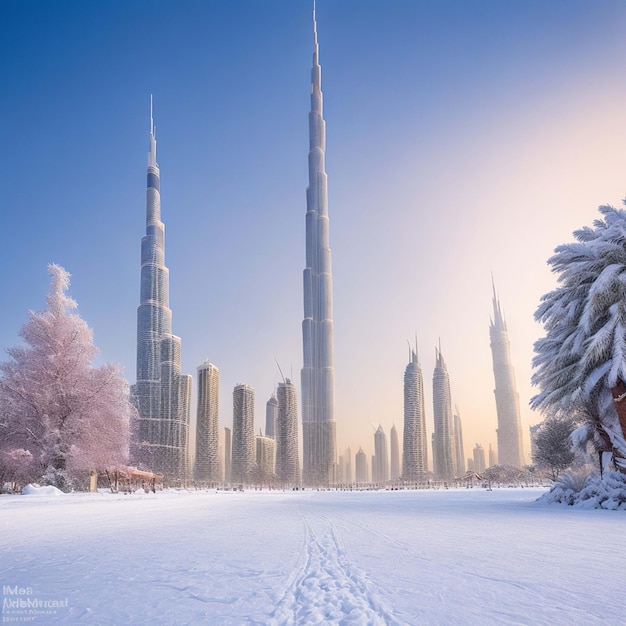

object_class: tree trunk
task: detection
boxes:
[609,380,626,473]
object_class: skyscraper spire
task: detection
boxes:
[148,94,157,168]
[489,283,524,467]
[301,2,337,486]
[491,275,506,329]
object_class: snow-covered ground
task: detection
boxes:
[1,486,623,625]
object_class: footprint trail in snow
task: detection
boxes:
[270,513,404,625]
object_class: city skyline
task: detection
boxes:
[3,1,626,463]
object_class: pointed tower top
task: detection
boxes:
[435,340,446,370]
[148,94,157,168]
[491,276,506,330]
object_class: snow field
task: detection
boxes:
[1,487,624,625]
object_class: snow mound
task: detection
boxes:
[540,470,626,510]
[21,484,64,496]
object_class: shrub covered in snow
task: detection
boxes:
[21,483,64,496]
[540,470,626,510]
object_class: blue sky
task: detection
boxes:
[2,0,626,464]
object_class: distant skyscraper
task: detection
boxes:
[276,379,301,485]
[490,284,525,467]
[344,446,352,484]
[403,345,428,482]
[301,5,337,487]
[265,394,278,439]
[473,444,486,474]
[223,426,232,484]
[231,384,255,483]
[355,447,367,484]
[255,434,276,483]
[195,361,220,483]
[390,424,400,481]
[453,409,465,476]
[373,425,389,483]
[337,454,345,483]
[132,99,192,482]
[488,443,497,468]
[433,344,455,482]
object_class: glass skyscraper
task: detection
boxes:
[132,100,192,483]
[301,5,337,487]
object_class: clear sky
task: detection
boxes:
[2,0,626,467]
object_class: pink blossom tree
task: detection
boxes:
[0,264,132,490]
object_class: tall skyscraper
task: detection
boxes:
[231,384,255,484]
[490,284,525,467]
[402,345,428,482]
[195,361,220,483]
[301,5,337,487]
[132,99,192,482]
[265,394,278,440]
[373,425,389,483]
[453,409,465,476]
[355,447,367,484]
[433,343,455,482]
[390,424,400,481]
[276,379,301,485]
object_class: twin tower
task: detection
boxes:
[131,8,336,486]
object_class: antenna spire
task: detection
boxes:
[148,94,157,168]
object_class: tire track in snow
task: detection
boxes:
[270,512,405,625]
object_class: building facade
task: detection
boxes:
[344,447,353,484]
[265,394,278,440]
[301,6,337,486]
[453,410,465,476]
[373,425,389,483]
[355,447,367,484]
[195,361,220,483]
[490,285,525,467]
[255,435,276,483]
[132,101,192,483]
[223,426,232,484]
[276,379,301,485]
[403,346,428,482]
[433,344,455,482]
[231,384,255,484]
[390,424,400,481]
[473,444,486,474]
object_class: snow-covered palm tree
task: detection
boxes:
[532,204,626,473]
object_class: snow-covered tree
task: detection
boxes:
[0,264,132,489]
[532,204,626,473]
[532,416,577,481]
[481,464,524,486]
